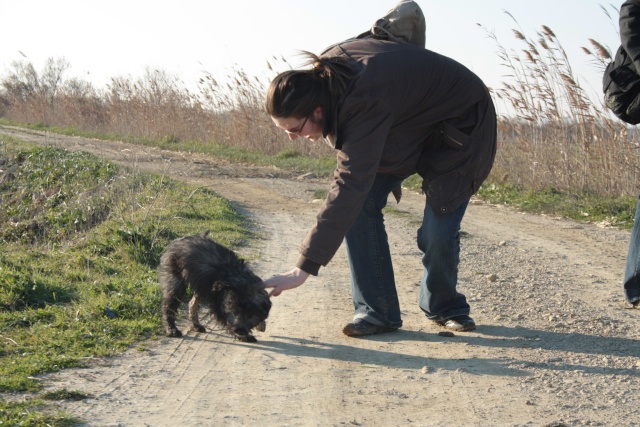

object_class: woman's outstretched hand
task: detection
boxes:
[262,267,310,297]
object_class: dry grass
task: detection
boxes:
[1,13,639,198]
[0,56,333,159]
[479,11,640,197]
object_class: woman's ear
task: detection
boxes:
[313,106,323,121]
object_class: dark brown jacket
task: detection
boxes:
[621,0,640,72]
[297,38,497,275]
[602,0,640,123]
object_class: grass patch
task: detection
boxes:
[0,398,80,426]
[312,189,328,200]
[0,137,255,421]
[42,389,90,401]
[383,206,422,227]
[401,174,423,192]
[478,182,637,228]
[0,120,337,178]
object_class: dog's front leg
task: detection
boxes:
[188,295,207,333]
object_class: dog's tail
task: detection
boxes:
[202,230,210,238]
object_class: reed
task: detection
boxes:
[1,13,639,198]
[479,11,640,197]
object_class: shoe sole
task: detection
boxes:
[435,321,476,332]
[342,325,398,337]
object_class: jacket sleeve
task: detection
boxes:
[297,95,393,270]
[620,0,640,72]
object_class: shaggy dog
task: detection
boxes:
[158,231,271,343]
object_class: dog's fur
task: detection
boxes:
[158,231,271,342]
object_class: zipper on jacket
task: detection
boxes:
[441,130,464,149]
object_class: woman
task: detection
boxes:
[263,36,497,336]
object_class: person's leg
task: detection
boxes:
[344,173,404,329]
[418,199,471,323]
[624,197,640,306]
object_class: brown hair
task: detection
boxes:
[265,51,357,133]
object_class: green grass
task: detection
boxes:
[0,398,80,427]
[0,119,337,178]
[0,137,255,423]
[382,206,423,227]
[386,174,637,229]
[478,182,637,229]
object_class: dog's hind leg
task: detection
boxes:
[161,275,186,337]
[188,295,206,333]
[163,300,183,337]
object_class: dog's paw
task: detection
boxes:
[237,334,257,343]
[190,324,207,333]
[165,328,183,338]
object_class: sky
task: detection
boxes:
[0,0,624,112]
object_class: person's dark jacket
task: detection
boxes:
[621,0,640,72]
[297,38,497,275]
[604,0,640,123]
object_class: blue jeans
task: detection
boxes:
[624,197,640,304]
[417,199,470,321]
[344,173,470,328]
[345,174,404,328]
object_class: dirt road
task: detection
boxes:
[2,125,640,427]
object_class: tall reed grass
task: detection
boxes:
[481,12,640,197]
[1,12,639,198]
[0,56,333,160]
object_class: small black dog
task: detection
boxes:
[158,231,271,343]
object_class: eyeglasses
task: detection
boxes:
[286,116,309,135]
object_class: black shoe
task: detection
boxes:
[435,315,476,332]
[342,319,398,337]
[627,287,640,307]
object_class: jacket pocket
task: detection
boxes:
[440,121,470,152]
